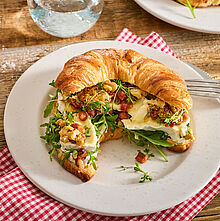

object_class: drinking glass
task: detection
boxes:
[27,0,104,38]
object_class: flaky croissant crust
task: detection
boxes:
[55,49,192,110]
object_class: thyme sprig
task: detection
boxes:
[120,163,152,183]
[134,163,153,183]
[120,165,133,171]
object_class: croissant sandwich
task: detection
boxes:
[176,0,220,7]
[41,49,194,182]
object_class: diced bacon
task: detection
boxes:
[87,108,96,117]
[79,111,88,121]
[118,112,129,119]
[70,99,83,109]
[120,102,131,112]
[117,90,127,101]
[183,113,189,122]
[71,123,85,133]
[109,109,113,115]
[116,118,124,126]
[150,110,158,120]
[135,152,148,164]
[77,148,88,159]
[170,122,175,127]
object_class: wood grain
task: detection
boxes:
[0,0,219,219]
[0,0,181,49]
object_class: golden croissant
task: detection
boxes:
[41,49,194,182]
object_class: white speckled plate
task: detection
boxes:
[4,41,220,216]
[134,0,220,34]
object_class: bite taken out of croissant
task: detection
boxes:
[41,48,194,182]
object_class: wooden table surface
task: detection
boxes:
[0,0,219,220]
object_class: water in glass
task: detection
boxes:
[27,0,104,38]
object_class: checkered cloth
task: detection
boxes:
[1,28,220,221]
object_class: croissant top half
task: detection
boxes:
[55,49,192,110]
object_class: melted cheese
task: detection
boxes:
[60,113,98,152]
[111,102,121,111]
[122,98,190,144]
[57,93,98,152]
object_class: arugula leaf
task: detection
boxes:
[40,112,68,161]
[177,0,196,19]
[44,101,55,118]
[59,150,72,166]
[121,128,171,162]
[87,101,103,110]
[90,101,118,136]
[67,112,73,123]
[134,130,173,147]
[106,115,118,132]
[153,144,168,162]
[49,80,56,88]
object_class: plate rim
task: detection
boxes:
[4,40,220,216]
[133,0,220,34]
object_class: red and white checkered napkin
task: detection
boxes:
[1,28,220,221]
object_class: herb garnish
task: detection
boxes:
[120,163,152,183]
[186,123,191,135]
[137,148,155,159]
[87,152,98,170]
[134,163,153,182]
[158,109,186,126]
[120,165,133,171]
[84,125,91,137]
